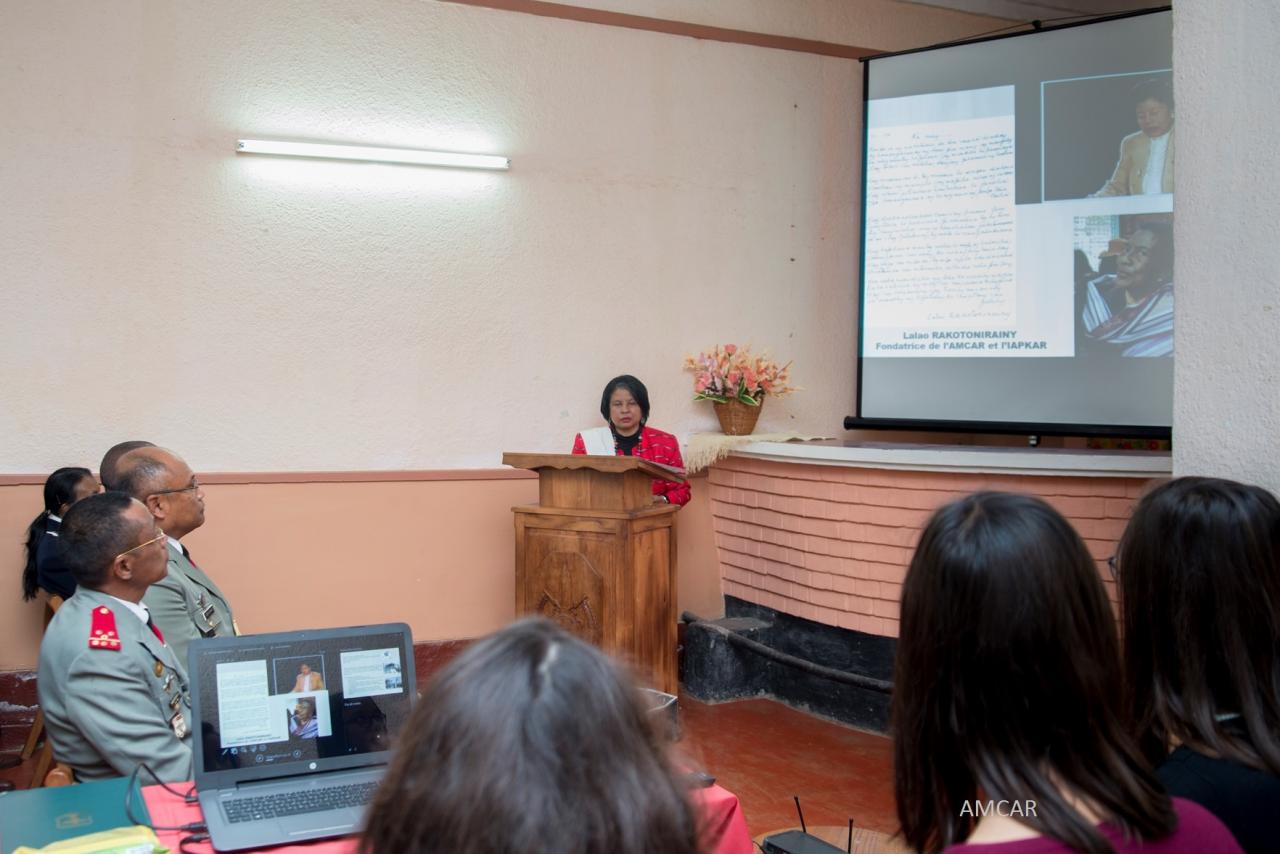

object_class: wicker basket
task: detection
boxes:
[713,398,763,435]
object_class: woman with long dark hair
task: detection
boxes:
[893,492,1239,853]
[571,374,690,505]
[21,466,98,601]
[1117,477,1280,852]
[361,618,701,854]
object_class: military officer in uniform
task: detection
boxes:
[116,446,238,671]
[99,439,155,491]
[37,491,193,782]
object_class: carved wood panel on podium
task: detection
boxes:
[505,453,682,694]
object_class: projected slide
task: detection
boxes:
[865,86,1040,356]
[857,9,1174,430]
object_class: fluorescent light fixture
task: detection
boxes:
[236,139,510,170]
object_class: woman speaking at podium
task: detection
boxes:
[571,374,690,506]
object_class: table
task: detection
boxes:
[696,781,754,854]
[143,784,353,854]
[143,780,752,853]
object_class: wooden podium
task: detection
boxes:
[503,453,683,694]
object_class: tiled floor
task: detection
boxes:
[678,694,897,838]
[0,694,898,842]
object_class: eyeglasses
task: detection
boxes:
[151,480,200,497]
[1106,554,1119,579]
[117,530,167,560]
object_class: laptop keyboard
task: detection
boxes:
[223,781,379,823]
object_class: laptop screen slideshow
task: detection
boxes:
[193,629,413,774]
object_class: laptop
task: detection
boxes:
[189,623,415,851]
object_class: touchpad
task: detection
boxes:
[280,811,359,839]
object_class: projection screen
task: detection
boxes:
[854,9,1173,436]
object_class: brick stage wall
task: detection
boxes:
[708,456,1149,638]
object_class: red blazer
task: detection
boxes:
[571,426,691,506]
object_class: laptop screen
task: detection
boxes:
[191,624,415,778]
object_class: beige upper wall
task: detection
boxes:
[1172,1,1280,491]
[0,0,997,475]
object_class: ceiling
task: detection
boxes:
[899,0,1165,22]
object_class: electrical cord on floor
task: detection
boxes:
[125,763,206,833]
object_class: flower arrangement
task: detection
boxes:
[682,344,795,407]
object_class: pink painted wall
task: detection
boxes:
[0,472,722,671]
[709,456,1142,637]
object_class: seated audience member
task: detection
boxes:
[571,374,690,505]
[116,446,237,669]
[99,440,156,491]
[361,618,701,854]
[893,492,1240,853]
[1117,477,1280,853]
[21,466,98,601]
[37,492,193,782]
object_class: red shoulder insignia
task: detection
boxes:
[88,605,122,651]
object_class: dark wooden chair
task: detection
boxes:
[26,594,65,788]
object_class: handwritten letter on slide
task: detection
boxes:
[863,87,1017,355]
